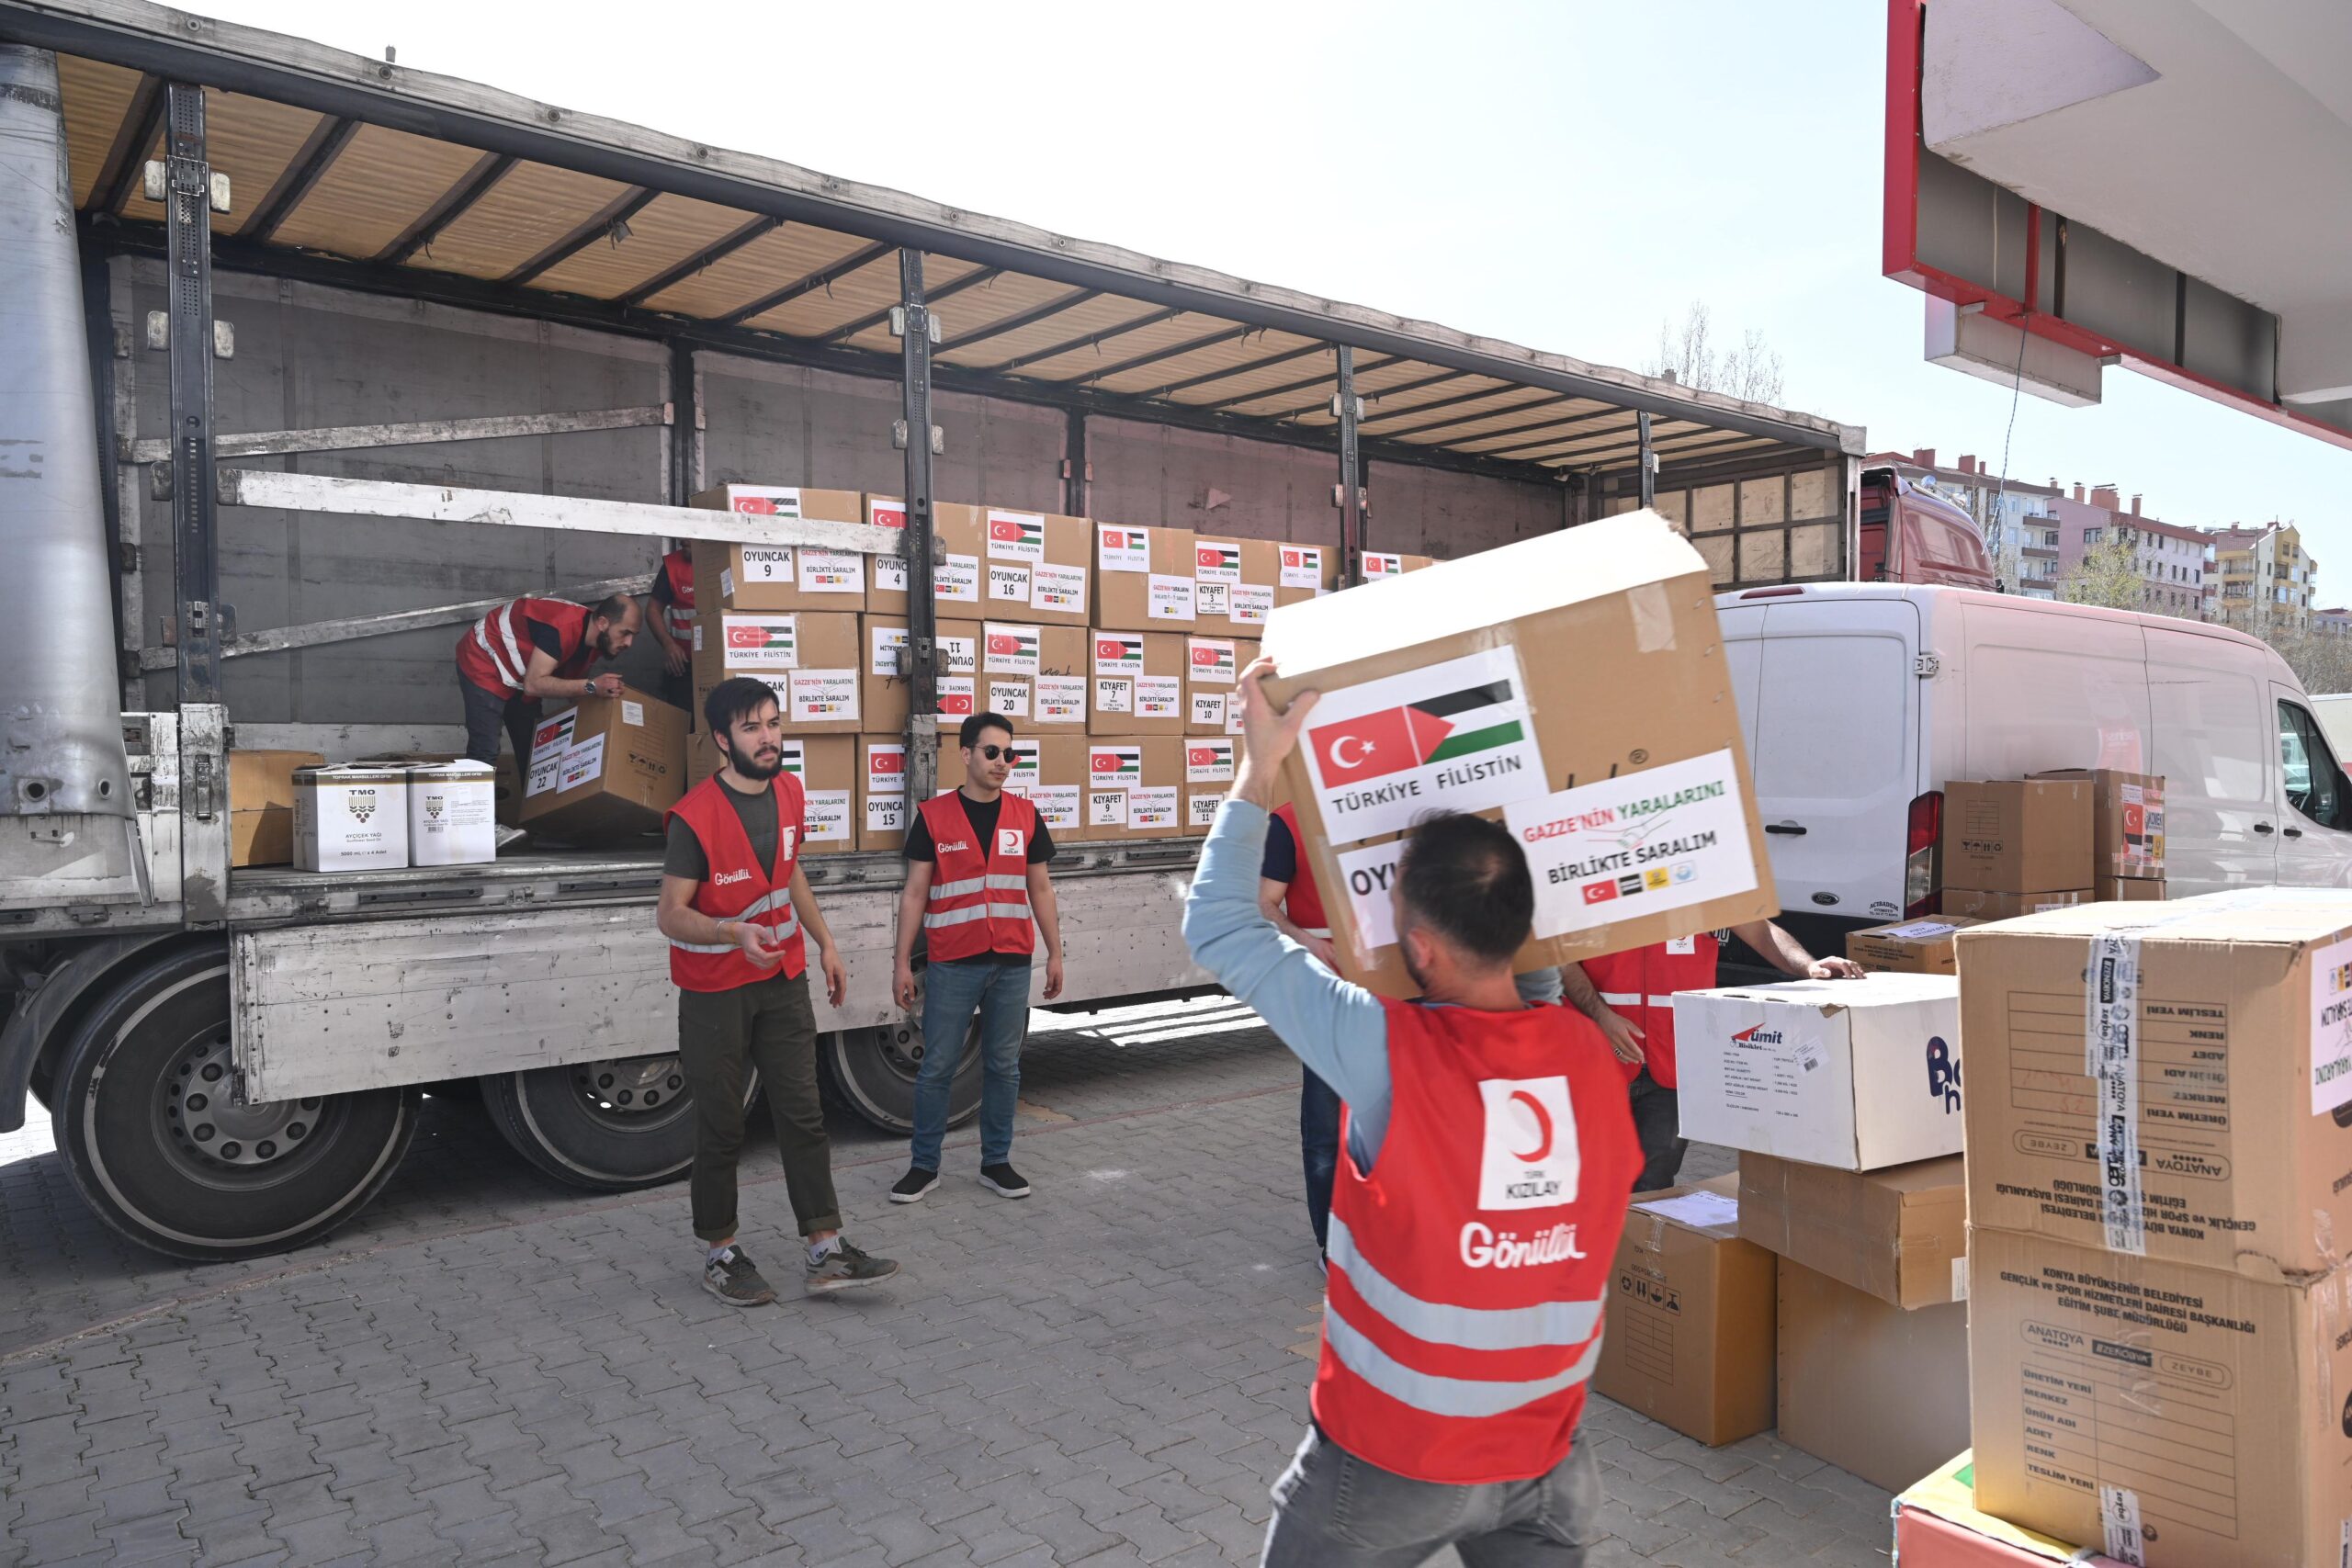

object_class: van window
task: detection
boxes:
[2278,700,2352,829]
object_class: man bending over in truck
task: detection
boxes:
[656,676,899,1305]
[454,592,641,766]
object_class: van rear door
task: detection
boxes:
[1745,597,1920,928]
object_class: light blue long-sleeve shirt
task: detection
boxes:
[1181,797,1562,1171]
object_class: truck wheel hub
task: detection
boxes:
[572,1056,685,1118]
[164,1031,319,1169]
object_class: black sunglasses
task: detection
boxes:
[975,744,1008,761]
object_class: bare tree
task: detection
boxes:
[1644,301,1785,404]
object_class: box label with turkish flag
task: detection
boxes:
[1094,633,1143,675]
[1196,542,1242,585]
[1188,638,1237,683]
[1280,546,1326,590]
[716,614,797,671]
[985,623,1041,677]
[866,743,906,795]
[936,677,975,720]
[1186,740,1236,784]
[1364,552,1405,578]
[1301,646,1544,842]
[1099,525,1149,573]
[988,509,1046,563]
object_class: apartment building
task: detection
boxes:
[2052,485,2207,618]
[2206,521,2319,632]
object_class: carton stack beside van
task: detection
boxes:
[1956,890,2352,1566]
[1934,771,2164,919]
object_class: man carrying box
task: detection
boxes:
[1191,662,1641,1564]
[657,676,899,1304]
[889,712,1067,1204]
[1566,925,1861,1191]
[455,592,641,766]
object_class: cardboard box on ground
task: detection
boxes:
[1737,1153,1964,1309]
[1261,513,1776,998]
[687,485,869,614]
[518,687,686,842]
[1589,1175,1776,1447]
[1845,916,1981,974]
[1894,1452,2091,1567]
[1775,1258,1970,1495]
[230,749,323,866]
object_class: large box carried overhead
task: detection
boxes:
[1673,972,1962,1171]
[1957,891,2352,1280]
[1261,514,1774,996]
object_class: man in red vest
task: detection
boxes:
[1567,925,1861,1191]
[454,592,641,765]
[646,545,695,708]
[888,712,1066,1205]
[1188,662,1644,1562]
[657,676,898,1305]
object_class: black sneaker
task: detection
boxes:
[805,1238,900,1294]
[702,1247,775,1307]
[889,1167,942,1204]
[979,1162,1032,1200]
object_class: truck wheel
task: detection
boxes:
[51,946,419,1262]
[820,1016,986,1134]
[481,1055,714,1191]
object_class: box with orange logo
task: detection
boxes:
[1087,629,1185,737]
[687,485,869,613]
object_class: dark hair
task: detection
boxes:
[1396,812,1534,964]
[704,677,779,742]
[960,711,1014,750]
[593,592,637,623]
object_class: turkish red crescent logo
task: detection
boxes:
[726,625,770,648]
[1509,1090,1554,1163]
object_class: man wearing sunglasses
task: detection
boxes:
[890,712,1066,1203]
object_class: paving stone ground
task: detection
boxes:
[0,1000,1891,1567]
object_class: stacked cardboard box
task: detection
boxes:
[1192,535,1277,635]
[1093,523,1197,632]
[1956,893,2352,1565]
[1274,541,1337,607]
[1361,550,1434,581]
[1184,634,1259,738]
[1089,630,1185,736]
[230,749,324,866]
[520,687,688,841]
[1937,772,2165,916]
[689,608,864,741]
[2030,766,2165,898]
[1844,915,1981,974]
[688,485,870,613]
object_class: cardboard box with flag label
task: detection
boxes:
[1261,514,1775,996]
[688,485,869,613]
[689,610,862,739]
[862,493,910,613]
[978,508,1091,627]
[519,686,687,841]
[2030,767,2165,882]
[772,735,854,855]
[859,739,909,852]
[1029,624,1090,730]
[927,502,987,613]
[231,748,325,867]
[1360,550,1434,582]
[1080,737,1182,841]
[1093,523,1197,632]
[1590,1176,1778,1447]
[857,616,979,736]
[1089,629,1186,737]
[1193,534,1279,635]
[1182,736,1238,834]
[1012,735,1089,841]
[1187,637,1259,736]
[1275,541,1337,607]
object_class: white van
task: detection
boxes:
[1715,583,2352,962]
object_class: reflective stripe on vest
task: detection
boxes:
[1327,1216,1600,1352]
[919,794,1037,961]
[667,888,803,953]
[1322,1308,1608,1421]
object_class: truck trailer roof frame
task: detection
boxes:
[2,0,1862,491]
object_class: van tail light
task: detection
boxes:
[1905,791,1942,917]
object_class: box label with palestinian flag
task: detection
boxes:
[1302,646,1544,843]
[1088,745,1141,827]
[1099,525,1150,574]
[1364,552,1406,579]
[725,487,803,518]
[1506,749,1760,941]
[1196,541,1243,586]
[988,509,1046,564]
[984,623,1042,676]
[715,614,797,671]
[1187,739,1236,784]
[1281,545,1326,591]
[1188,638,1237,684]
[1094,633,1144,676]
[1004,743,1041,792]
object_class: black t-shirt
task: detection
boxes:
[1261,811,1297,885]
[903,790,1057,865]
[663,777,783,882]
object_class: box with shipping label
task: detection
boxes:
[978,508,1091,627]
[293,764,411,872]
[857,616,980,736]
[1940,778,2093,893]
[1261,515,1773,997]
[688,485,869,612]
[1192,534,1279,635]
[775,735,855,855]
[1845,916,1982,975]
[1029,624,1090,729]
[1001,734,1087,842]
[1275,540,1337,606]
[517,687,686,841]
[1188,637,1259,735]
[1360,550,1434,581]
[1967,1227,2352,1567]
[2030,767,2165,881]
[1590,1176,1777,1447]
[230,748,324,867]
[1894,1451,2089,1568]
[1089,629,1186,736]
[1737,1153,1965,1309]
[1941,886,2086,920]
[858,738,910,852]
[1080,737,1182,840]
[978,620,1045,726]
[1777,1258,1970,1495]
[927,502,987,613]
[1182,737,1239,834]
[1957,892,2352,1280]
[690,609,863,735]
[405,760,497,867]
[1673,971,1962,1170]
[1093,522,1197,631]
[862,493,911,613]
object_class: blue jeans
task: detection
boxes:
[1300,1067,1341,1254]
[912,958,1030,1170]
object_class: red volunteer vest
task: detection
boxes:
[664,773,808,991]
[1317,998,1642,1484]
[659,550,695,649]
[1577,933,1719,1089]
[919,792,1037,962]
[456,597,594,695]
[1271,803,1330,938]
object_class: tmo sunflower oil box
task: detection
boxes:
[1260,513,1775,997]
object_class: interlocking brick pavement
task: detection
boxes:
[1,1003,1889,1566]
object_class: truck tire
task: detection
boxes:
[51,946,419,1262]
[820,1017,986,1134]
[480,1055,718,1191]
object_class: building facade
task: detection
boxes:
[2206,522,2318,633]
[2050,486,2207,618]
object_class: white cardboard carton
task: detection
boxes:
[405,761,497,866]
[293,764,411,873]
[1672,972,1962,1170]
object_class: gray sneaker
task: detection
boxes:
[703,1247,775,1307]
[805,1238,900,1295]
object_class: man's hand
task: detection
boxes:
[1595,1005,1646,1066]
[732,920,784,968]
[586,672,626,698]
[1236,659,1318,770]
[894,960,919,1010]
[1808,956,1866,980]
[662,640,688,676]
[1043,954,1065,1001]
[1304,933,1340,970]
[820,943,848,1008]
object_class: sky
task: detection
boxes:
[188,0,2352,571]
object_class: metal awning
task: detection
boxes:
[8,0,1861,492]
